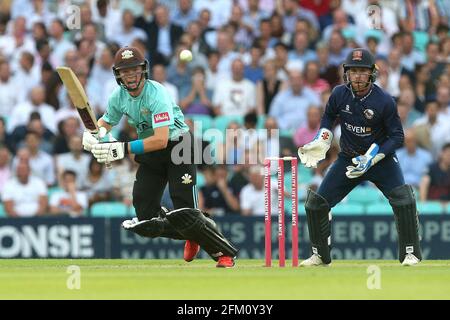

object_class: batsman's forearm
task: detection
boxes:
[97,118,112,132]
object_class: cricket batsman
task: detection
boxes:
[82,47,237,267]
[298,48,422,266]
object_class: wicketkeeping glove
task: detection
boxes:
[298,128,333,168]
[345,143,385,179]
[91,141,126,163]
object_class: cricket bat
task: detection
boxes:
[56,66,112,168]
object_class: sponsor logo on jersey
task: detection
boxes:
[364,109,374,119]
[154,112,170,123]
[344,122,372,136]
[121,50,134,60]
[342,104,352,114]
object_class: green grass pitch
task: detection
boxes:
[1,259,449,300]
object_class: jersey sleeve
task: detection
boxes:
[101,88,123,126]
[320,88,339,129]
[151,86,175,129]
[379,96,404,155]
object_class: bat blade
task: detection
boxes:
[56,66,98,133]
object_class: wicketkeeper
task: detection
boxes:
[82,47,237,267]
[298,48,422,266]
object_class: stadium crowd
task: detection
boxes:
[0,0,449,218]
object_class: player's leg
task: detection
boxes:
[302,155,360,266]
[368,155,422,265]
[163,207,238,266]
[166,134,237,266]
[128,160,184,240]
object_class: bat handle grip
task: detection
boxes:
[105,162,113,169]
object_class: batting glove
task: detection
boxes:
[345,143,385,179]
[82,127,108,151]
[298,128,333,168]
[91,141,126,163]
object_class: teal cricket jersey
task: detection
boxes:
[102,80,189,140]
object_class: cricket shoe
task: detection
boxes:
[300,254,330,267]
[184,240,200,262]
[402,253,420,266]
[216,256,235,268]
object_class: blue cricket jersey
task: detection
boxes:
[321,84,404,157]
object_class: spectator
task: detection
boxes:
[88,45,116,115]
[152,64,179,103]
[50,170,88,217]
[293,106,321,147]
[413,100,450,157]
[13,131,55,186]
[179,66,213,115]
[0,145,11,196]
[49,19,76,68]
[8,86,57,134]
[243,43,264,84]
[386,48,413,98]
[171,0,198,30]
[10,112,54,154]
[398,0,440,33]
[400,32,426,72]
[199,164,240,216]
[55,136,91,188]
[167,44,194,100]
[216,122,246,164]
[0,17,36,72]
[111,10,147,47]
[194,0,233,29]
[397,129,433,188]
[322,8,356,43]
[240,165,266,216]
[215,28,241,79]
[83,157,114,206]
[0,60,19,118]
[147,5,183,65]
[0,117,13,153]
[12,51,41,103]
[278,0,319,34]
[2,160,47,217]
[269,69,321,130]
[256,59,283,115]
[303,60,330,95]
[204,49,220,91]
[213,58,256,116]
[436,85,450,120]
[53,117,82,155]
[135,0,156,33]
[327,30,351,67]
[420,143,450,202]
[242,0,270,35]
[228,4,255,51]
[288,31,317,67]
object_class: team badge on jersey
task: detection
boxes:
[181,174,192,184]
[364,109,374,119]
